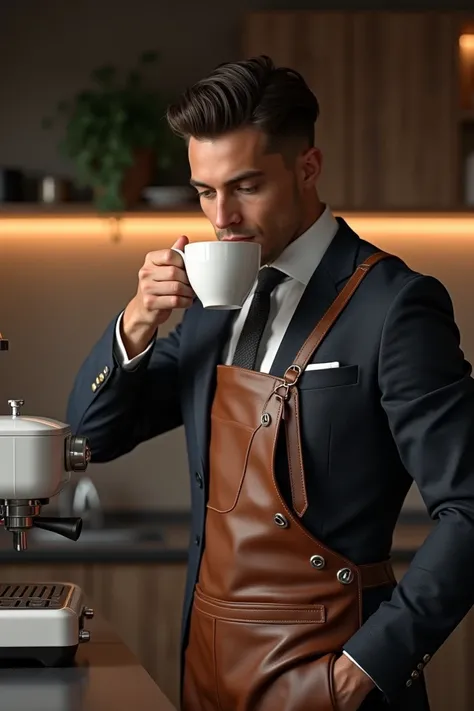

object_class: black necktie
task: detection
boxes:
[232,266,286,370]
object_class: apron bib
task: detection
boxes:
[183,252,395,711]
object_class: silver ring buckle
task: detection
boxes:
[273,382,291,401]
[272,364,303,401]
[283,364,302,385]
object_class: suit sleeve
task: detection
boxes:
[66,311,184,463]
[343,274,474,700]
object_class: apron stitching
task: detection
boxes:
[213,617,223,711]
[292,389,308,511]
[205,617,326,624]
[207,425,260,514]
[194,606,327,624]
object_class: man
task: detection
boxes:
[66,56,474,711]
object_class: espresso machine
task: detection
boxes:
[0,331,94,666]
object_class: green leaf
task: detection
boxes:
[41,49,189,209]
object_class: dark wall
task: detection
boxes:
[0,0,471,176]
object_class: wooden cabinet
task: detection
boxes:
[243,12,353,209]
[350,12,458,210]
[243,11,464,210]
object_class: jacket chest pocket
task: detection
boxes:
[298,364,359,391]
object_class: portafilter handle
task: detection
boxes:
[32,516,83,540]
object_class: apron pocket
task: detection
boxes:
[207,417,259,513]
[194,587,337,711]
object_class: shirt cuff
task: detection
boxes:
[342,651,382,691]
[114,311,155,370]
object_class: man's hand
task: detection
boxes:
[121,235,194,358]
[332,654,375,711]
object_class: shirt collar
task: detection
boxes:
[269,205,339,286]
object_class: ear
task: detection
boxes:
[299,147,322,187]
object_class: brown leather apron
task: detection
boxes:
[183,252,396,711]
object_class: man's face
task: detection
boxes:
[188,127,321,264]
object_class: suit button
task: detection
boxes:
[406,680,413,688]
[194,471,203,488]
[195,535,200,546]
[411,671,419,679]
[423,654,431,663]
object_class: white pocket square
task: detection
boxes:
[305,361,340,371]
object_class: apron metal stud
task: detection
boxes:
[337,568,354,585]
[261,412,271,427]
[310,555,326,569]
[274,513,288,528]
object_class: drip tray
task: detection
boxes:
[0,583,69,608]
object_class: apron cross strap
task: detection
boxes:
[359,559,396,589]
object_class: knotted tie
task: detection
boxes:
[231,266,286,370]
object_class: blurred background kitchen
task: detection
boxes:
[1,1,474,708]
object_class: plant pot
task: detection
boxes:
[121,147,156,209]
[94,147,156,211]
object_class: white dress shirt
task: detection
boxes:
[114,204,378,689]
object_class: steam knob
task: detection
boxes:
[79,629,90,643]
[8,399,24,418]
[83,607,94,619]
[66,435,91,472]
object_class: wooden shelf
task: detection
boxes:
[1,203,474,219]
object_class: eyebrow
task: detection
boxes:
[189,170,265,189]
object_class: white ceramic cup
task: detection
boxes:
[172,240,261,309]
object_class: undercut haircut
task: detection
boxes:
[166,55,320,156]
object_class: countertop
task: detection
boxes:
[0,510,435,564]
[0,608,176,711]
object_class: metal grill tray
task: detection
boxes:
[0,584,71,609]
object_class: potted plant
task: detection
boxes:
[42,50,180,211]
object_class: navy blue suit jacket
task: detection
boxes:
[66,218,474,704]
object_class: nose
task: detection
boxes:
[214,195,242,230]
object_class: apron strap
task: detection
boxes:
[282,250,393,517]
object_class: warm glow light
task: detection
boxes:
[460,34,474,52]
[0,212,473,243]
[0,214,215,241]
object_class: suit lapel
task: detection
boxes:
[191,307,234,474]
[270,218,362,377]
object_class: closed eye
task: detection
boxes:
[238,186,258,194]
[197,190,215,199]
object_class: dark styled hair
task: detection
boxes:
[166,55,319,152]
